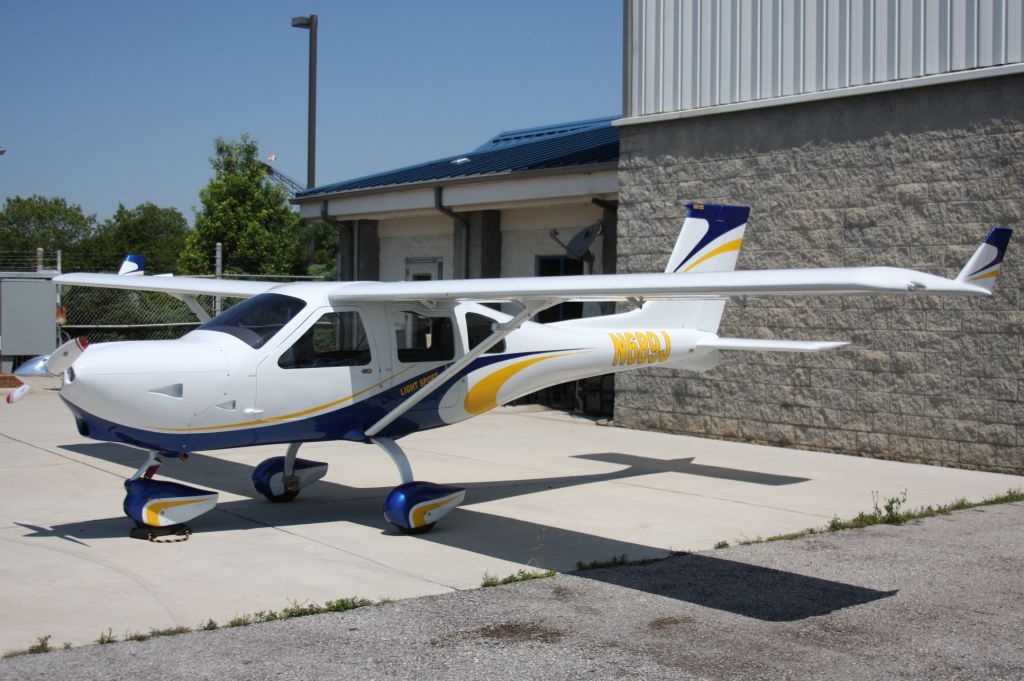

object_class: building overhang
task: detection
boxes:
[615,63,1024,128]
[294,163,618,222]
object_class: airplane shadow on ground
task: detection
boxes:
[15,442,895,621]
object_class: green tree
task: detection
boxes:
[0,195,97,269]
[81,203,189,274]
[179,134,304,275]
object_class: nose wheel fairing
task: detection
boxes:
[123,478,218,528]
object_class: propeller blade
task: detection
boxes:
[44,337,89,376]
[6,384,31,404]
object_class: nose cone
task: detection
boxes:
[12,354,62,391]
[61,339,230,432]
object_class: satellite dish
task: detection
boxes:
[549,221,602,272]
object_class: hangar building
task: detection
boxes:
[615,0,1024,474]
[293,118,619,286]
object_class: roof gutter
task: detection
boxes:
[291,161,619,205]
[434,186,470,279]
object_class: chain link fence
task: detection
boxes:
[59,274,325,344]
[58,287,235,343]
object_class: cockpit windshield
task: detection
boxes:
[198,293,307,348]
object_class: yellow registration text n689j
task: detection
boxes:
[609,331,672,367]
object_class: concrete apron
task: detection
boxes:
[1,389,1021,650]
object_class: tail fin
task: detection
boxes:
[118,254,145,276]
[641,202,750,331]
[956,227,1012,292]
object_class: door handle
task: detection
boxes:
[361,368,373,374]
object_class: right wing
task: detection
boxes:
[53,273,276,298]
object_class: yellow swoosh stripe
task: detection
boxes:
[151,366,414,432]
[683,238,743,272]
[970,268,1000,281]
[410,492,462,528]
[464,352,581,415]
[145,497,208,526]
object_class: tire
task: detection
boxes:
[262,489,299,503]
[395,522,435,535]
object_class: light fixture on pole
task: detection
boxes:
[291,14,317,189]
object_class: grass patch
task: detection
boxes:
[226,596,376,627]
[123,627,191,643]
[2,635,52,658]
[481,569,557,587]
[720,487,1024,548]
[6,596,384,656]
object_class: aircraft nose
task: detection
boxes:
[59,340,230,431]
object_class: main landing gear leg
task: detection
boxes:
[252,443,328,502]
[373,436,465,535]
[122,450,218,540]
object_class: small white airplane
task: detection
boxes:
[8,203,1013,538]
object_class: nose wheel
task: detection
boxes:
[122,451,218,539]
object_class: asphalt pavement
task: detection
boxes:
[1,388,1022,676]
[3,502,1022,680]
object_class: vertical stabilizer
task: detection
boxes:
[956,227,1013,292]
[641,203,749,330]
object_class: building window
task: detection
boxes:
[279,311,371,369]
[406,257,443,281]
[393,311,455,363]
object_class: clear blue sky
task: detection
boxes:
[0,1,622,224]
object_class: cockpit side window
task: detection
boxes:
[279,311,371,369]
[198,293,306,349]
[393,311,455,363]
[465,312,506,354]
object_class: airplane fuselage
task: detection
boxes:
[59,283,719,454]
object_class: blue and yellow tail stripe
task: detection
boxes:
[673,203,750,273]
[965,227,1013,282]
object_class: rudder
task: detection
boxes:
[642,202,749,331]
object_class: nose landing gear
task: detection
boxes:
[123,451,218,541]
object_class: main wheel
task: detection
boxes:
[394,522,435,535]
[252,456,327,503]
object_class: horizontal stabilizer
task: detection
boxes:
[696,338,849,353]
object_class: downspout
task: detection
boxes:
[320,200,351,281]
[434,186,470,278]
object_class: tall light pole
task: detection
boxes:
[291,14,317,189]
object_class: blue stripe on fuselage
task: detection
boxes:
[62,349,569,453]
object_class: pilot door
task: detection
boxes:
[386,306,465,420]
[254,307,382,443]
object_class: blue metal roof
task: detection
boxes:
[295,115,619,199]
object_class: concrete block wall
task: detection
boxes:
[615,74,1024,474]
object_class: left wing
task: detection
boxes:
[335,228,1010,305]
[335,266,988,304]
[53,273,276,298]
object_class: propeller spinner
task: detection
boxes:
[6,337,89,404]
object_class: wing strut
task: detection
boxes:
[171,294,212,323]
[364,298,559,439]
